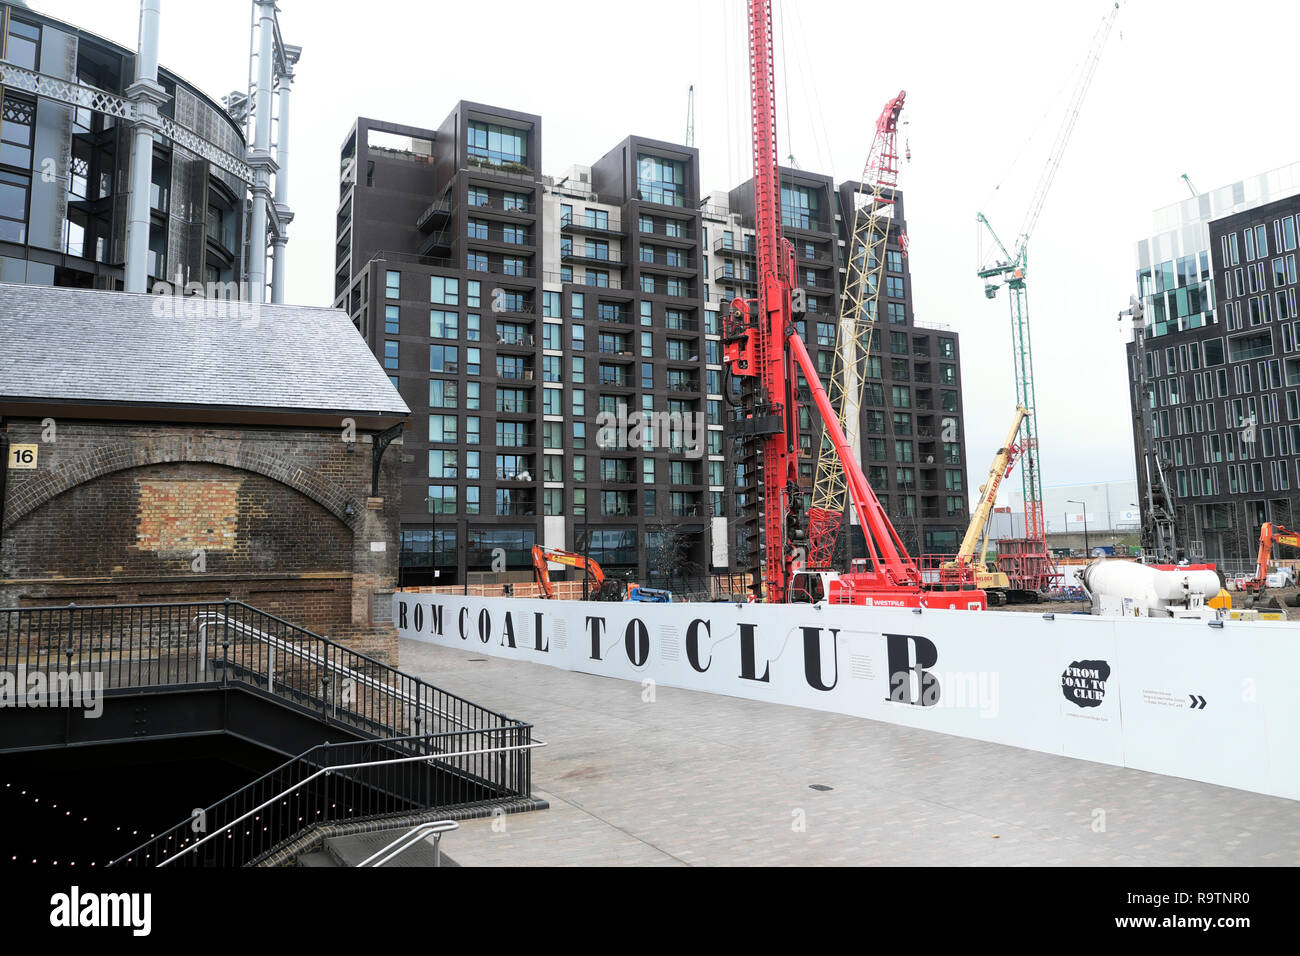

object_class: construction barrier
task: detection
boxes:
[396,594,1300,802]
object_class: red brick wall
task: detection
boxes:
[1,421,404,663]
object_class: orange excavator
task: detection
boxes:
[531,546,624,601]
[1240,522,1300,602]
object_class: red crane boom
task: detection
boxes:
[724,0,983,609]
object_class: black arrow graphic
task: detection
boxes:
[1187,694,1207,710]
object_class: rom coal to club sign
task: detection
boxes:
[396,593,1300,802]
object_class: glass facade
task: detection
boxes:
[467,121,527,169]
[636,154,685,206]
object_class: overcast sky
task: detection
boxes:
[34,0,1300,500]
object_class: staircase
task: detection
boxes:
[0,600,542,866]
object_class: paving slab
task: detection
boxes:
[401,638,1300,866]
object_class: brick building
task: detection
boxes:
[0,284,409,662]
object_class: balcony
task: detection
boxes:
[495,397,536,415]
[665,315,700,332]
[796,245,833,264]
[596,305,631,325]
[495,330,536,349]
[493,297,537,315]
[599,464,637,484]
[668,496,704,517]
[495,362,536,381]
[636,219,698,244]
[600,494,637,517]
[495,495,537,517]
[638,250,695,270]
[714,265,756,284]
[560,212,624,236]
[543,270,635,291]
[713,236,755,257]
[562,247,625,268]
[598,366,631,387]
[467,193,535,218]
[465,154,535,182]
[780,214,833,234]
[415,198,454,232]
[666,372,699,393]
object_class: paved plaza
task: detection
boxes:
[401,638,1300,866]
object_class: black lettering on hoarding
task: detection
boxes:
[429,603,443,636]
[885,633,940,707]
[458,607,470,641]
[413,603,423,633]
[624,618,649,667]
[477,609,492,644]
[587,616,607,661]
[738,622,770,683]
[533,611,548,652]
[801,626,840,692]
[501,611,517,648]
[686,619,712,673]
[398,600,408,630]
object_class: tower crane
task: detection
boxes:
[686,85,695,148]
[723,0,984,609]
[806,90,906,570]
[975,1,1119,594]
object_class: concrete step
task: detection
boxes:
[295,850,340,867]
[321,828,457,867]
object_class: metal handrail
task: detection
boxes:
[161,739,541,866]
[356,820,459,867]
[193,611,473,731]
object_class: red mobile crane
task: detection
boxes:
[724,0,984,609]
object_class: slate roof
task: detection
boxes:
[0,283,409,418]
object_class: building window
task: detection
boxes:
[637,154,686,206]
[383,340,399,369]
[385,270,400,299]
[467,121,527,168]
[429,309,458,339]
[428,379,458,409]
[780,183,817,230]
[3,19,40,71]
[384,305,400,334]
[429,345,459,373]
[428,414,457,443]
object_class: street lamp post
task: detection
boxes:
[581,505,591,600]
[424,495,435,589]
[1068,499,1089,556]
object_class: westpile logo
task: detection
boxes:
[49,887,151,936]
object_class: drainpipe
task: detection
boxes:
[0,420,9,557]
[124,0,168,293]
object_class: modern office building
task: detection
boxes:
[0,1,251,290]
[336,102,969,586]
[1127,163,1300,562]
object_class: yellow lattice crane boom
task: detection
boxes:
[805,90,906,570]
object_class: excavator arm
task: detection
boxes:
[1251,523,1300,590]
[531,545,609,600]
[955,406,1028,568]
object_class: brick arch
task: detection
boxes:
[2,437,361,530]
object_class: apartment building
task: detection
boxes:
[1128,164,1300,562]
[336,101,969,586]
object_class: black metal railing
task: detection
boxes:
[0,601,515,741]
[109,725,535,868]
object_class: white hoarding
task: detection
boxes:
[396,595,1300,801]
